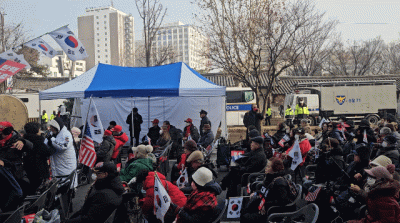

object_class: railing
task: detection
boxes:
[28,118,40,123]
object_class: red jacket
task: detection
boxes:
[285,138,311,166]
[177,153,188,170]
[141,172,187,216]
[111,132,129,159]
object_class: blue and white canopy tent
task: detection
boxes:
[39,62,227,141]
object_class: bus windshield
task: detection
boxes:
[227,90,255,103]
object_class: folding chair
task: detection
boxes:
[56,170,77,221]
[268,203,319,223]
[24,187,49,215]
[45,179,60,210]
[267,184,302,216]
[3,204,27,223]
[211,199,228,223]
[104,209,117,223]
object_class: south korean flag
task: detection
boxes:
[177,168,189,188]
[227,197,243,218]
[49,26,88,61]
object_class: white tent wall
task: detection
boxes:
[76,96,226,145]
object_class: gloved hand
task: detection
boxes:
[47,136,53,146]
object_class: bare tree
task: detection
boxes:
[135,0,167,67]
[194,0,337,114]
[324,37,386,76]
[135,40,180,67]
[385,41,400,74]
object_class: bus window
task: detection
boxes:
[244,91,254,102]
[226,91,243,103]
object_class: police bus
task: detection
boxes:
[226,87,256,126]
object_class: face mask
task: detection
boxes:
[91,173,97,181]
[382,141,388,148]
[159,130,163,135]
[367,177,376,186]
[186,123,190,127]
[295,135,299,140]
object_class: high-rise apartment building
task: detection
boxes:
[135,21,210,71]
[78,6,134,70]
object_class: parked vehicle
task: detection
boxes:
[226,87,256,126]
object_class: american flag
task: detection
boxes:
[305,185,322,201]
[363,130,368,143]
[79,123,97,168]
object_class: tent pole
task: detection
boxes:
[148,96,150,132]
[131,97,134,147]
[163,98,165,122]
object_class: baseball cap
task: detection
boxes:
[111,125,122,132]
[184,118,193,123]
[152,119,159,124]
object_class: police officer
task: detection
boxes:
[41,110,48,130]
[264,106,272,126]
[285,105,294,127]
[294,99,309,126]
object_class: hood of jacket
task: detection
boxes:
[95,174,125,196]
[143,172,167,190]
[23,133,45,145]
[200,180,222,195]
[103,135,116,146]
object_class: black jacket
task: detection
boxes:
[377,146,400,168]
[147,125,161,146]
[22,134,53,181]
[198,130,214,148]
[200,116,211,137]
[169,125,183,148]
[243,110,263,132]
[66,174,124,223]
[272,130,286,145]
[238,148,267,174]
[183,124,200,143]
[0,131,33,180]
[126,112,143,132]
[181,163,218,195]
[355,127,376,144]
[96,136,116,163]
[315,146,345,184]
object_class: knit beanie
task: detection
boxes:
[132,145,153,159]
[370,155,392,168]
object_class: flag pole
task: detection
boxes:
[78,96,94,164]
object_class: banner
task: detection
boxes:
[87,98,104,144]
[0,50,31,69]
[227,197,243,218]
[0,59,26,84]
[154,173,171,223]
[25,37,56,58]
[288,139,302,170]
[49,26,88,61]
[231,150,245,162]
[176,168,188,188]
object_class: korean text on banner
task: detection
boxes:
[0,59,26,84]
[288,139,302,171]
[25,37,56,58]
[0,50,31,69]
[87,98,104,144]
[49,26,88,61]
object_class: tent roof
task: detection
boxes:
[39,62,225,100]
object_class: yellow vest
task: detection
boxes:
[266,108,272,116]
[285,108,294,116]
[295,104,309,115]
[42,113,48,122]
[50,114,55,120]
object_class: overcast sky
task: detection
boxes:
[1,0,399,46]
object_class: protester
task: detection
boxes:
[197,124,214,148]
[171,140,198,184]
[95,130,116,163]
[271,122,287,145]
[147,119,160,146]
[107,121,117,131]
[120,145,154,182]
[375,135,399,168]
[314,138,345,184]
[342,143,371,186]
[243,104,263,132]
[139,170,187,223]
[323,122,344,144]
[156,125,172,148]
[171,167,222,223]
[163,121,183,158]
[355,119,377,145]
[45,117,77,185]
[126,107,143,147]
[110,125,129,162]
[199,110,211,137]
[22,122,53,195]
[183,118,200,143]
[284,128,311,182]
[370,155,392,168]
[241,157,297,223]
[70,127,81,157]
[66,162,124,223]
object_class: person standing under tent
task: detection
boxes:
[147,119,160,146]
[199,110,211,138]
[126,107,143,147]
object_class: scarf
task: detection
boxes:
[185,125,191,137]
[184,190,217,212]
[0,134,12,147]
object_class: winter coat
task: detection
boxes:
[147,125,161,146]
[392,132,400,148]
[0,131,33,180]
[183,124,200,143]
[141,172,187,217]
[314,146,345,184]
[66,175,124,223]
[241,172,297,223]
[237,147,267,174]
[96,135,116,163]
[111,132,129,159]
[355,127,377,145]
[200,116,211,137]
[156,137,170,148]
[322,128,344,144]
[120,157,154,182]
[285,138,312,166]
[198,130,214,148]
[180,163,219,195]
[45,126,77,179]
[126,112,143,132]
[243,110,263,132]
[348,180,400,223]
[272,130,286,145]
[377,146,400,168]
[23,134,53,182]
[176,181,222,223]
